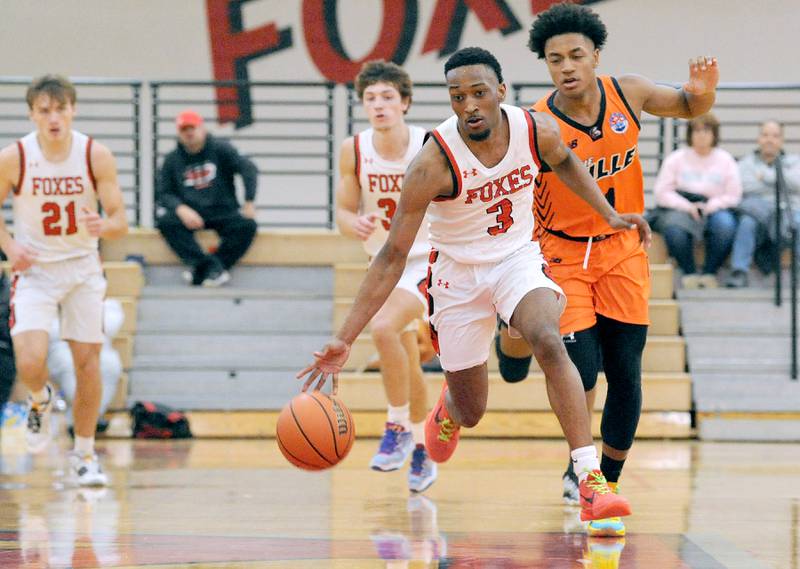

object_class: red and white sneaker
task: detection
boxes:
[579,470,632,522]
[424,383,460,463]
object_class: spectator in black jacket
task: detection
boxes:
[156,110,258,286]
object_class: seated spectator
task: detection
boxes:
[48,299,124,434]
[155,110,258,287]
[726,120,800,287]
[652,113,742,288]
[0,270,14,416]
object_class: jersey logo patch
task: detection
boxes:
[462,168,478,178]
[609,112,629,134]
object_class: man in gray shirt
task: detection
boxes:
[726,121,800,287]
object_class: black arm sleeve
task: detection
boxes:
[156,153,183,211]
[220,141,258,202]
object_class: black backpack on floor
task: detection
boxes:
[130,401,193,439]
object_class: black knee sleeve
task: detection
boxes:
[596,315,647,451]
[563,326,601,392]
[495,328,531,383]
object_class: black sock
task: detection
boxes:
[600,454,626,484]
[565,458,574,476]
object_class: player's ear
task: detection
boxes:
[497,82,507,102]
[593,49,600,68]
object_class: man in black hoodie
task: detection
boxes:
[156,110,258,286]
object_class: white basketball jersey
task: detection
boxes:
[14,131,99,262]
[427,104,542,264]
[355,125,431,258]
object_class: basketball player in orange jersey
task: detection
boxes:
[495,3,718,537]
[0,75,128,485]
[335,60,437,493]
[300,47,650,524]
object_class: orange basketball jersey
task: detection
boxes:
[532,76,643,242]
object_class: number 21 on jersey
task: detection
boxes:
[42,201,78,236]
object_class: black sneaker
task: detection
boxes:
[202,267,230,287]
[725,269,749,288]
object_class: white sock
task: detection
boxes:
[30,386,51,405]
[387,403,411,431]
[410,421,425,445]
[74,436,95,456]
[570,445,600,483]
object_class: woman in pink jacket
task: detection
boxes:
[653,113,742,288]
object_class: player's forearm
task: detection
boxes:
[682,88,715,119]
[335,208,361,239]
[0,221,14,252]
[552,152,617,222]
[336,245,406,345]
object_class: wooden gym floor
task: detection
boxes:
[0,437,797,568]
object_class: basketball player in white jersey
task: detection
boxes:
[335,61,436,492]
[0,75,128,485]
[302,48,650,522]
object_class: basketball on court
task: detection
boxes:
[276,391,355,470]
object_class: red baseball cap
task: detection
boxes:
[176,110,203,129]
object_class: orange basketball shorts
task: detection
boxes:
[542,230,650,335]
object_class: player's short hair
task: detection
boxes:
[355,60,413,107]
[444,47,504,84]
[687,113,720,147]
[26,74,77,109]
[528,2,608,59]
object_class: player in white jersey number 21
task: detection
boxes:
[0,75,128,486]
[301,48,650,523]
[335,61,436,493]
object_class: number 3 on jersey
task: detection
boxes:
[42,201,78,236]
[377,197,397,230]
[486,198,514,236]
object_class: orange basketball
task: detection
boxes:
[276,391,355,470]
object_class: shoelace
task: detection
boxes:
[378,429,400,454]
[437,418,457,442]
[410,448,426,474]
[585,471,611,495]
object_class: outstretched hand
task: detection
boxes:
[608,212,652,248]
[684,56,719,96]
[296,338,351,395]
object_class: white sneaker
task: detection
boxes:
[69,452,109,487]
[26,385,54,454]
[202,269,230,287]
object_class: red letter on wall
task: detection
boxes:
[303,0,418,84]
[206,0,293,127]
[422,0,521,57]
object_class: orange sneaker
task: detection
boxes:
[579,470,632,522]
[424,383,461,463]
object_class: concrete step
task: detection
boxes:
[687,334,799,364]
[143,265,332,293]
[332,297,679,335]
[346,334,686,373]
[696,415,800,441]
[133,332,329,368]
[137,293,331,333]
[127,369,302,410]
[692,372,800,412]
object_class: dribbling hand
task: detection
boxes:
[296,338,351,395]
[684,56,719,96]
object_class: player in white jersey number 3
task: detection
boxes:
[300,48,650,523]
[335,61,436,493]
[0,75,128,485]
